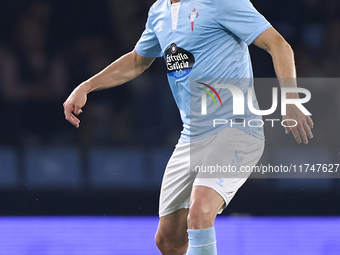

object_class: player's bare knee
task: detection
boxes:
[155,232,166,252]
[155,231,187,255]
[187,202,215,229]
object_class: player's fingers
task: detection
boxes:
[290,127,302,144]
[307,116,314,129]
[297,122,308,144]
[69,113,80,128]
[66,113,80,128]
[73,104,82,116]
[300,131,308,145]
[63,102,80,128]
[63,102,73,121]
[303,120,313,140]
[285,126,290,134]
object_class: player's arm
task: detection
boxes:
[63,50,155,128]
[253,27,314,144]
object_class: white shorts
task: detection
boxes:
[159,128,264,217]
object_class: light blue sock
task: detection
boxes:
[186,227,217,255]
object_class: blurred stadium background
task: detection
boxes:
[0,0,339,254]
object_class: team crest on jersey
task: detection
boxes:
[165,43,195,79]
[170,43,177,53]
[188,8,199,32]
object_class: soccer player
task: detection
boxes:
[64,0,314,254]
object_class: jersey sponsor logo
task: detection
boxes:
[188,8,199,32]
[165,43,195,78]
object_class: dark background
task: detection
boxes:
[0,0,339,216]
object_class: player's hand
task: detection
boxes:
[63,87,87,128]
[283,104,314,144]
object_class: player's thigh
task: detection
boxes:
[159,140,196,217]
[156,208,189,247]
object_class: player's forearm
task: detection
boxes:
[268,40,299,98]
[253,27,299,98]
[76,50,152,94]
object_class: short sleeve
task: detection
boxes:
[216,0,271,45]
[135,7,163,58]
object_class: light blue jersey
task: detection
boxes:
[135,0,271,142]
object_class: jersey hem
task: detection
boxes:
[159,202,190,217]
[179,125,265,143]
